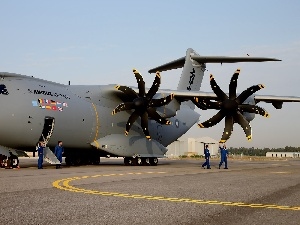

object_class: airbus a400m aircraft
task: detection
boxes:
[1,48,300,167]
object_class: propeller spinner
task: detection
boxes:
[112,69,173,140]
[197,69,269,143]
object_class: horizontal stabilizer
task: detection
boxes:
[191,56,281,63]
[148,54,281,73]
[148,57,185,73]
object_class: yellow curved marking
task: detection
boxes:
[91,103,100,147]
[52,172,300,211]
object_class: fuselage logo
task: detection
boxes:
[187,68,196,91]
[28,89,70,99]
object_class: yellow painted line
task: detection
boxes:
[52,172,300,211]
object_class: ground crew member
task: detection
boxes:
[219,144,228,169]
[6,152,19,169]
[54,141,64,169]
[37,141,45,169]
[202,145,211,169]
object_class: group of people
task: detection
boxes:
[201,144,229,169]
[37,141,64,169]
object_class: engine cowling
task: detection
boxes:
[242,96,255,122]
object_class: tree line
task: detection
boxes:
[228,146,300,156]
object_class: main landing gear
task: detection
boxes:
[65,154,100,166]
[124,157,158,166]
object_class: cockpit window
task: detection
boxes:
[0,84,9,95]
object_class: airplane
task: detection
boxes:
[1,48,300,167]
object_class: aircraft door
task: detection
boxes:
[38,116,55,145]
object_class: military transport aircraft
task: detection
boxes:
[1,48,300,167]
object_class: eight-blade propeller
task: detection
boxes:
[197,69,269,143]
[112,69,173,140]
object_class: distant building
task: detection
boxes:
[266,152,300,158]
[166,137,219,157]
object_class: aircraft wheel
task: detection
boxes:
[93,157,100,165]
[137,157,143,166]
[124,157,131,166]
[142,157,150,166]
[131,157,139,166]
[65,157,72,166]
[149,157,158,166]
[74,157,81,166]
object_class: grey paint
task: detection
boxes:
[1,48,300,159]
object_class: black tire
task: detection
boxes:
[149,157,158,166]
[124,157,131,166]
[141,157,150,166]
[131,157,138,166]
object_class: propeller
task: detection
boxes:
[197,69,269,143]
[112,69,174,140]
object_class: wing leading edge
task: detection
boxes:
[170,90,300,106]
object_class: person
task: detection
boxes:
[37,141,45,169]
[219,143,228,169]
[54,141,64,169]
[6,152,19,169]
[201,145,211,169]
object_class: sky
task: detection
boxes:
[1,0,300,148]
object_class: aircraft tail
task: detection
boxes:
[149,48,206,109]
[148,48,281,109]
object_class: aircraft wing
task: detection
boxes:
[161,89,300,109]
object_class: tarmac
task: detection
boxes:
[0,157,299,225]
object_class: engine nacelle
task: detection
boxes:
[242,95,255,122]
[154,93,180,118]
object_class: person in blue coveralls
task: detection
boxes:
[37,141,45,169]
[219,144,229,169]
[54,141,64,169]
[201,145,211,169]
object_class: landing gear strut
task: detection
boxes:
[65,150,101,166]
[124,157,158,166]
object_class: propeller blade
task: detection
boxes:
[141,112,151,140]
[198,110,225,128]
[115,85,138,100]
[146,71,161,100]
[233,112,252,141]
[112,102,134,115]
[229,69,240,100]
[236,84,265,104]
[219,116,234,143]
[191,97,207,110]
[149,93,174,107]
[147,108,171,125]
[203,99,222,110]
[239,105,270,117]
[125,111,139,136]
[133,69,145,97]
[210,74,228,101]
